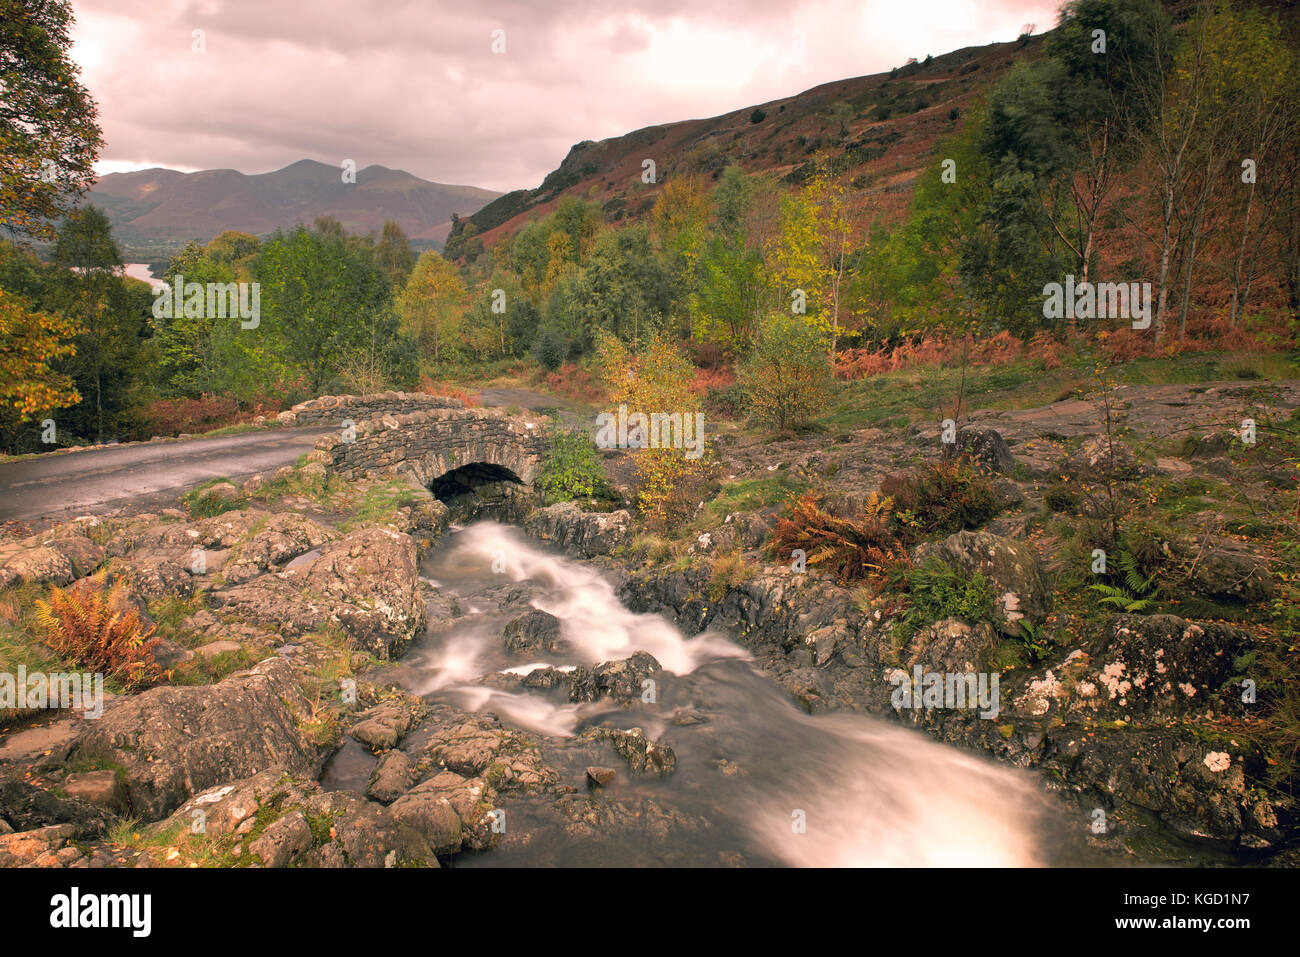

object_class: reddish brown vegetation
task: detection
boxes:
[136,394,283,438]
[770,492,911,584]
[418,377,482,407]
[33,574,165,692]
[537,363,605,403]
[834,321,1291,381]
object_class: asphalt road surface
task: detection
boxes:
[0,427,335,525]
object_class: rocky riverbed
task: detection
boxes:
[0,382,1295,867]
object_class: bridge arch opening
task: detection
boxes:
[429,461,530,522]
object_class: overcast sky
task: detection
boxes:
[71,0,1060,193]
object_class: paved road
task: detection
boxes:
[0,427,334,524]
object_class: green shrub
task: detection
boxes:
[881,459,1000,539]
[537,431,608,502]
[739,312,833,432]
[531,326,567,372]
[892,559,996,640]
[705,382,747,418]
[182,479,247,517]
[1088,548,1159,613]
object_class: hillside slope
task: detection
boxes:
[452,35,1043,254]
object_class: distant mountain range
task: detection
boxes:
[87,159,501,256]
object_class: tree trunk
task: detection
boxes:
[1229,177,1256,327]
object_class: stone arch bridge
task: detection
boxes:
[282,393,550,501]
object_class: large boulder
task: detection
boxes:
[0,545,75,590]
[152,770,439,867]
[524,502,631,557]
[1025,615,1253,723]
[51,658,318,821]
[502,609,563,654]
[899,618,999,676]
[388,770,501,854]
[1179,538,1273,604]
[0,528,106,590]
[420,713,561,793]
[366,750,413,804]
[568,652,663,704]
[949,427,1015,474]
[348,702,419,750]
[914,530,1052,636]
[300,789,438,867]
[210,527,425,657]
[221,512,336,584]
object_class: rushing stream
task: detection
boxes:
[334,521,1084,866]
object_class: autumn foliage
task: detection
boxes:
[770,492,911,584]
[33,574,164,692]
[0,287,81,420]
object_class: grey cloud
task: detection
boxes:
[73,0,1059,191]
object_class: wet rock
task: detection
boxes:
[585,767,617,788]
[502,609,563,654]
[301,789,439,868]
[51,658,318,821]
[583,726,676,777]
[366,750,413,804]
[520,667,570,691]
[553,793,709,845]
[568,652,662,704]
[388,781,463,855]
[404,770,500,852]
[671,708,709,726]
[524,502,631,557]
[149,770,438,867]
[780,668,835,714]
[421,713,561,793]
[349,703,419,750]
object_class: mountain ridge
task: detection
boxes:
[88,159,501,256]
